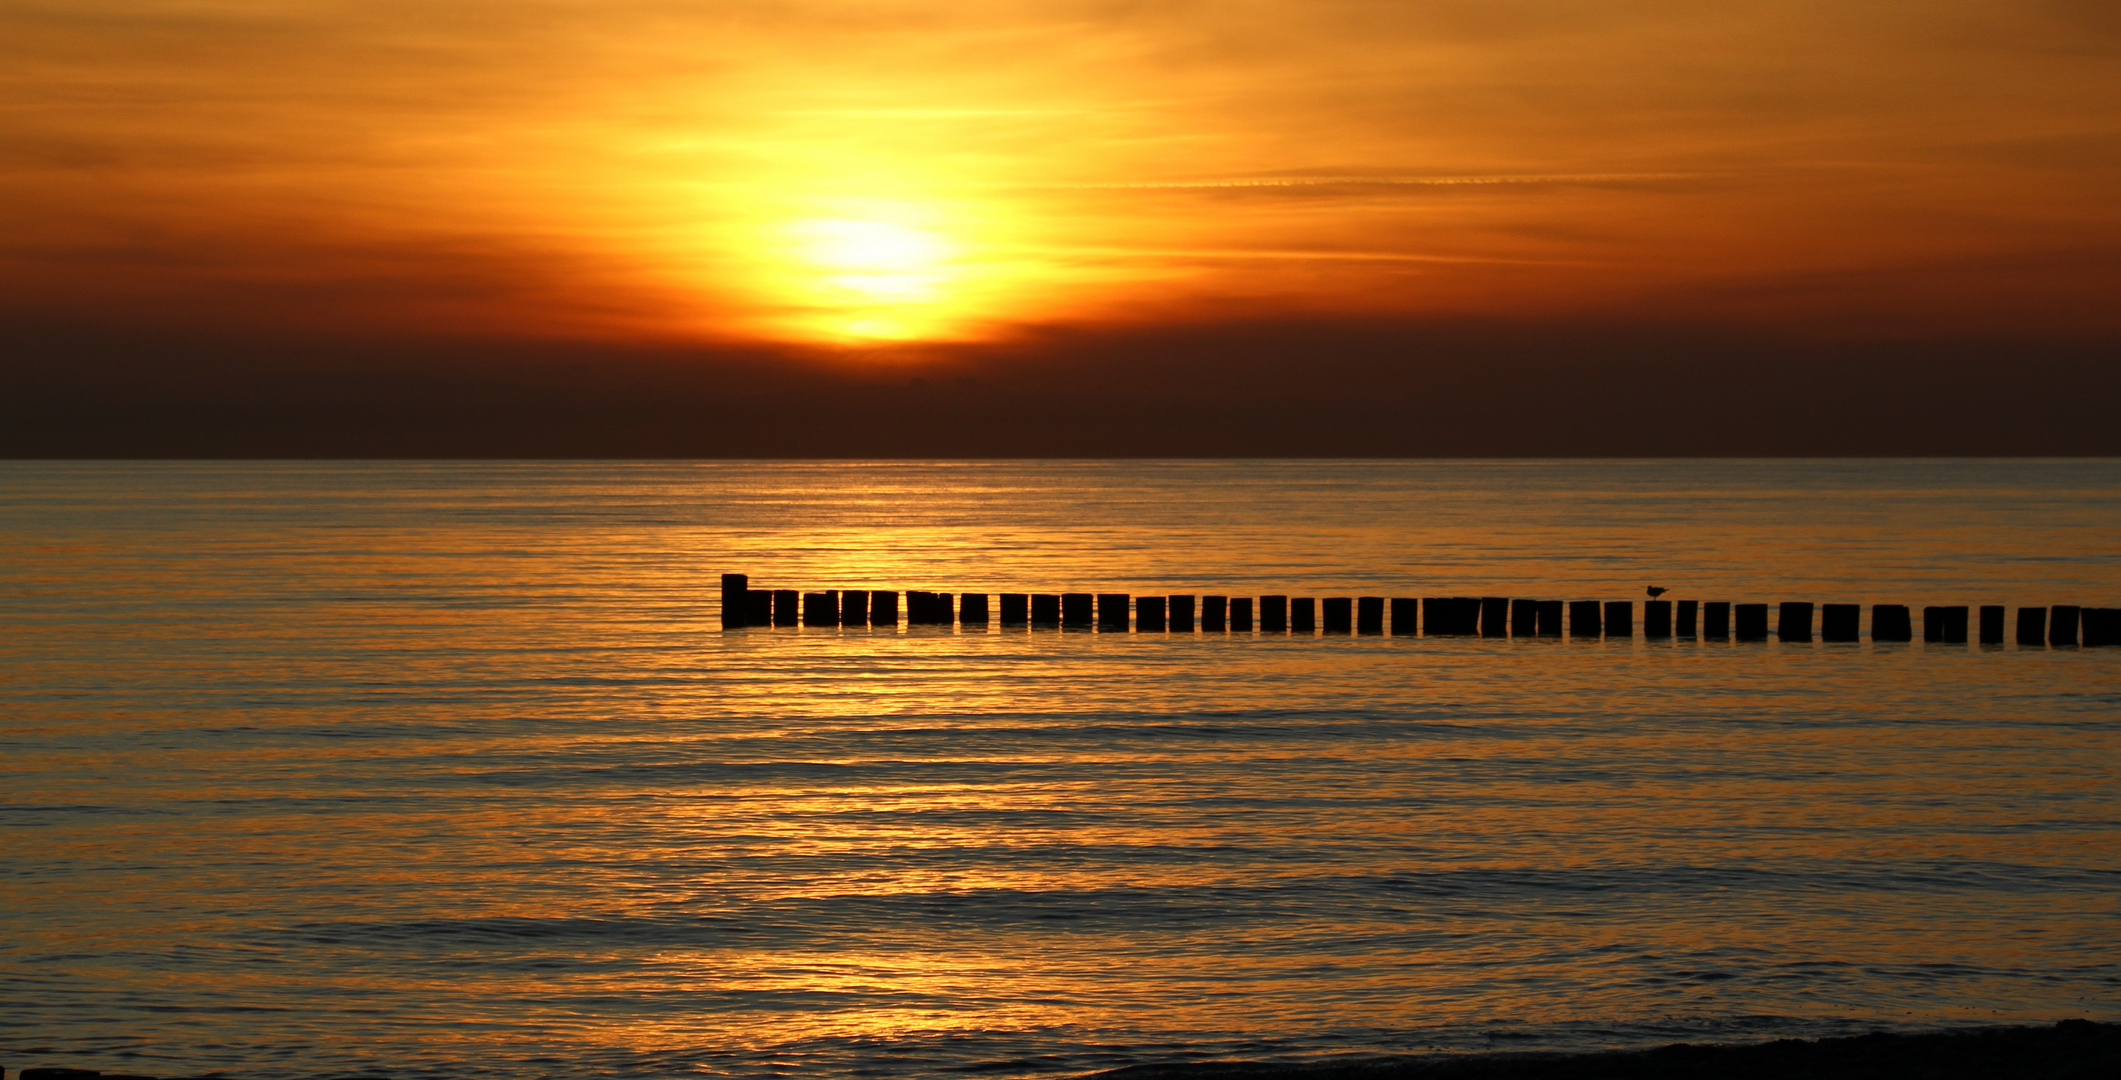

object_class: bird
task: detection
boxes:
[1646,586,1668,598]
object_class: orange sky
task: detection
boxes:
[4,1,2119,354]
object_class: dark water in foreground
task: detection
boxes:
[2,460,2118,1079]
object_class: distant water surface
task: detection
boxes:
[2,460,2117,1080]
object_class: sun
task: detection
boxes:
[781,211,961,341]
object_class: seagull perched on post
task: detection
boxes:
[1646,586,1668,598]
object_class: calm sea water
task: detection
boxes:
[3,460,2118,1080]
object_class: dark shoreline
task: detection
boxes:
[1087,1020,2119,1080]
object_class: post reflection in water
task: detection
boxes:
[0,460,2117,1080]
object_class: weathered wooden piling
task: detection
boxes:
[1171,594,1196,632]
[1821,603,1859,642]
[1980,605,2006,644]
[1203,595,1228,631]
[1001,593,1029,626]
[1137,595,1167,632]
[722,573,749,628]
[2051,605,2080,646]
[746,589,771,626]
[872,590,899,626]
[1511,598,1537,637]
[1703,601,1731,639]
[1322,597,1352,633]
[1604,601,1633,638]
[1480,597,1510,637]
[1644,600,1672,639]
[1778,601,1813,642]
[803,591,837,626]
[1569,599,1602,637]
[1357,596,1384,634]
[2017,606,2047,646]
[1032,593,1061,626]
[1230,596,1254,632]
[1291,597,1317,634]
[1676,599,1698,637]
[1262,595,1289,633]
[1735,603,1768,640]
[1923,605,1968,643]
[2084,608,2117,646]
[1872,604,1910,641]
[1061,592,1092,627]
[842,589,870,626]
[1391,597,1419,635]
[773,589,800,627]
[906,590,932,625]
[1537,599,1564,636]
[1097,593,1130,631]
[960,593,990,626]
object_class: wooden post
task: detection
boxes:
[1203,595,1228,632]
[1358,596,1384,634]
[2017,607,2047,646]
[1322,597,1352,634]
[1391,597,1419,635]
[870,590,898,627]
[1262,595,1288,633]
[1777,602,1813,642]
[1676,599,1698,638]
[1170,595,1196,632]
[1001,593,1029,626]
[1537,600,1563,636]
[1032,593,1061,626]
[1569,600,1602,638]
[2083,608,2117,646]
[842,590,869,627]
[1979,605,2005,644]
[1871,604,1909,642]
[1291,597,1316,634]
[960,593,990,626]
[1644,600,1672,638]
[746,589,771,626]
[1137,595,1167,632]
[721,573,749,628]
[773,589,800,627]
[1097,593,1130,631]
[1062,593,1092,628]
[1480,597,1509,638]
[2051,605,2080,646]
[803,592,835,626]
[1511,598,1537,637]
[1735,603,1768,640]
[1923,606,1968,643]
[1456,597,1484,634]
[1230,596,1254,632]
[905,590,931,624]
[1821,603,1859,642]
[1604,601,1633,638]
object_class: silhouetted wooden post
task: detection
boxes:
[1480,597,1509,638]
[1604,601,1633,638]
[906,590,932,625]
[1821,603,1859,642]
[1454,597,1483,634]
[1980,605,2006,644]
[1391,598,1418,635]
[773,589,800,627]
[1062,593,1092,628]
[870,590,898,627]
[1001,593,1029,626]
[1778,602,1813,642]
[1230,596,1254,632]
[842,590,870,627]
[1511,598,1536,637]
[1676,599,1698,637]
[1170,595,1196,632]
[1644,600,1672,639]
[1291,597,1316,633]
[1203,595,1228,631]
[961,593,990,626]
[1137,595,1167,632]
[802,591,836,627]
[1358,596,1384,634]
[1423,598,1446,635]
[746,589,771,626]
[1923,606,1967,643]
[1702,601,1730,639]
[2051,605,2080,646]
[1735,603,1768,640]
[721,573,749,628]
[2017,607,2047,646]
[1322,597,1352,633]
[1569,600,1602,638]
[1871,604,1911,642]
[1097,593,1130,631]
[1262,595,1288,633]
[1032,593,1060,627]
[2083,608,2117,646]
[1537,600,1563,636]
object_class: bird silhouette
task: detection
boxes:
[1646,586,1668,598]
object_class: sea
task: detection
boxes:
[3,459,2118,1080]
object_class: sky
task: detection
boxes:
[4,1,2118,455]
